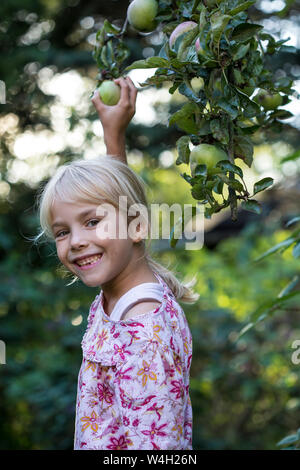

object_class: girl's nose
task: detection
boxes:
[70,233,88,250]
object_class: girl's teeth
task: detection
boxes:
[77,255,102,266]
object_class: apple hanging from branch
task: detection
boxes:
[127,0,158,33]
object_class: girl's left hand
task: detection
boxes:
[91,76,138,137]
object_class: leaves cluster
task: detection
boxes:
[93,0,295,228]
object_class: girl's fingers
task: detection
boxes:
[125,76,138,104]
[114,77,130,105]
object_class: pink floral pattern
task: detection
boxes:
[74,274,193,450]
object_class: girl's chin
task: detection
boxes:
[79,275,102,287]
[84,281,102,287]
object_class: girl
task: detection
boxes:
[34,76,199,450]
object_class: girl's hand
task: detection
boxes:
[91,76,138,138]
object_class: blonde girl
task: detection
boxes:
[34,76,199,450]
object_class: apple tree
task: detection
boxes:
[92,0,295,238]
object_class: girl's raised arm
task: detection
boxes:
[91,76,138,165]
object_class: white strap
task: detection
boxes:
[109,283,164,322]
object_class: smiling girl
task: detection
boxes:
[34,76,199,450]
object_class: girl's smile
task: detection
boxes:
[75,253,104,270]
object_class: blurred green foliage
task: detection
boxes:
[0,0,300,450]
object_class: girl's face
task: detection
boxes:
[50,198,141,288]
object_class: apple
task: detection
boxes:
[190,144,227,175]
[127,0,158,33]
[98,80,121,106]
[254,90,283,110]
[169,21,197,49]
[190,77,204,92]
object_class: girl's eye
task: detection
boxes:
[56,230,68,238]
[87,219,100,227]
[55,219,100,238]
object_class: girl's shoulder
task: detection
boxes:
[81,278,191,367]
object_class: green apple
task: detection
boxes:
[190,77,204,92]
[254,90,283,110]
[169,21,197,49]
[98,80,121,106]
[190,144,227,175]
[127,0,158,33]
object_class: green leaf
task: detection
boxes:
[169,102,198,126]
[178,82,203,104]
[169,105,199,133]
[236,92,261,118]
[199,5,207,30]
[241,199,262,214]
[217,99,239,119]
[103,19,121,35]
[234,135,254,166]
[229,0,256,16]
[237,290,300,339]
[253,237,297,262]
[210,119,229,144]
[292,240,300,258]
[146,57,170,68]
[211,179,223,194]
[253,177,274,195]
[269,110,294,120]
[277,434,300,447]
[285,216,300,227]
[169,82,180,94]
[280,149,300,164]
[100,45,109,67]
[198,119,212,136]
[278,276,300,298]
[233,68,244,85]
[96,26,105,47]
[216,160,243,178]
[232,43,250,61]
[176,136,190,165]
[191,181,208,200]
[231,24,263,43]
[180,172,193,184]
[194,164,208,177]
[124,57,169,71]
[217,174,244,192]
[177,27,199,61]
[158,42,169,60]
[210,13,231,46]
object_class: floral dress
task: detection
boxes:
[74,273,193,450]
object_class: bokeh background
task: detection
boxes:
[0,0,300,450]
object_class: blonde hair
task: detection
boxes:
[33,156,199,304]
